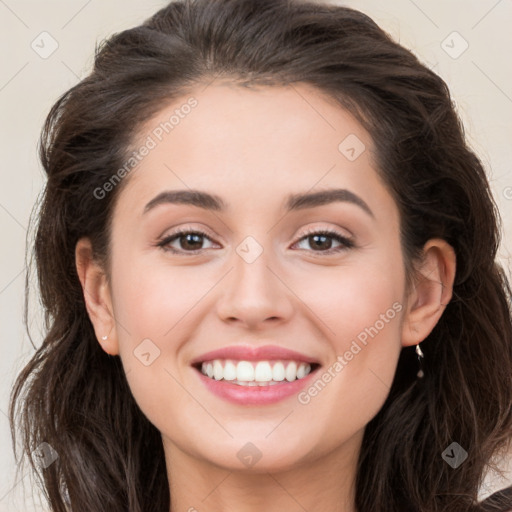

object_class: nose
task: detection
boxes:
[215,246,295,330]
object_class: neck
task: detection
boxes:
[164,432,361,512]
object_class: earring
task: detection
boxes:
[415,343,425,379]
[101,335,108,341]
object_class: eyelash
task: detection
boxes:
[156,227,355,256]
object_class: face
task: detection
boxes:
[94,81,410,472]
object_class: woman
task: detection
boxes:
[9,0,512,511]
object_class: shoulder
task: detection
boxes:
[475,485,512,512]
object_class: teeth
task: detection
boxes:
[223,361,237,381]
[200,359,312,384]
[231,380,281,386]
[213,360,223,380]
[285,361,297,382]
[237,361,254,381]
[272,362,285,381]
[254,361,272,382]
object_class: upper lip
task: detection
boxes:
[190,344,321,366]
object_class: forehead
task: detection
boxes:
[113,81,394,220]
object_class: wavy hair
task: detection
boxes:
[9,0,512,511]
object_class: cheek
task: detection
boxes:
[109,261,217,402]
[298,256,404,347]
[109,263,197,433]
[111,257,212,342]
[291,256,405,415]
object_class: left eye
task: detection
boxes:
[157,229,354,255]
[292,230,354,253]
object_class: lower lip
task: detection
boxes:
[194,367,319,405]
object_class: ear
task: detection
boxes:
[401,238,456,347]
[75,237,119,356]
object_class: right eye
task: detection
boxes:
[156,229,219,254]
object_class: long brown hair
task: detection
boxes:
[9,1,512,510]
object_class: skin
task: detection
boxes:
[76,81,456,512]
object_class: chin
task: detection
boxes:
[190,434,316,473]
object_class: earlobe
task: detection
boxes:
[75,237,119,356]
[401,239,456,347]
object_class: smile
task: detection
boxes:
[190,344,322,405]
[199,359,315,386]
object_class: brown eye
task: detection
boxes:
[293,230,354,254]
[176,232,205,251]
[157,229,217,254]
[307,234,334,251]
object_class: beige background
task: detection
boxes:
[0,0,511,510]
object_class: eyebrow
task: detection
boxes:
[143,188,374,218]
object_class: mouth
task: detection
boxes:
[190,344,322,405]
[192,359,321,386]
